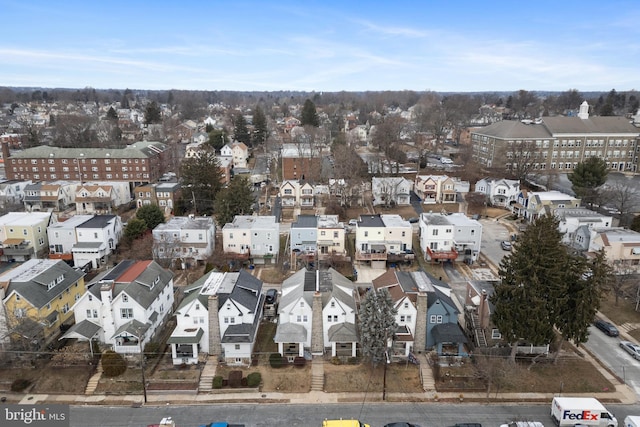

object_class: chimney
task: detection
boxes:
[413,292,428,353]
[1,141,9,163]
[208,294,222,357]
[478,290,488,328]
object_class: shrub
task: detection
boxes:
[143,342,162,359]
[101,350,127,377]
[293,357,306,367]
[348,357,360,365]
[212,375,223,389]
[247,372,262,387]
[11,379,31,392]
[269,352,283,368]
[241,377,248,387]
[228,370,243,388]
[330,356,341,365]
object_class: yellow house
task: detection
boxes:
[1,259,85,348]
[0,211,53,261]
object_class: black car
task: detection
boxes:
[265,289,278,305]
[452,424,482,427]
[594,319,619,336]
[384,423,422,427]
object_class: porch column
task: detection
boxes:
[192,343,198,359]
[171,344,177,360]
[331,342,336,357]
[278,342,283,355]
[299,344,304,357]
[351,342,356,357]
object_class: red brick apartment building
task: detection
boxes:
[3,141,171,184]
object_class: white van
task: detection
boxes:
[440,157,453,164]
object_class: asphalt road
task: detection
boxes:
[70,402,640,427]
[585,325,640,396]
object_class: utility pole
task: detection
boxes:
[138,331,147,403]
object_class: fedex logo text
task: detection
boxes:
[563,410,599,421]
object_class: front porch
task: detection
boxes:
[167,327,204,365]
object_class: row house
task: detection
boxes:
[471,102,640,173]
[0,211,53,261]
[414,175,456,204]
[290,215,346,266]
[0,179,31,208]
[473,178,520,207]
[274,268,358,359]
[515,190,581,222]
[62,260,174,354]
[373,270,467,356]
[464,281,501,350]
[220,141,249,169]
[3,140,171,184]
[135,181,181,215]
[23,181,78,212]
[168,270,263,365]
[72,215,123,269]
[47,215,94,263]
[152,216,216,268]
[222,216,280,265]
[419,212,482,264]
[589,228,640,273]
[371,177,412,207]
[279,180,315,208]
[75,182,132,214]
[1,259,85,349]
[554,208,613,249]
[354,214,414,267]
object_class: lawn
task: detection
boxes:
[324,362,422,393]
[599,292,640,327]
[0,364,94,394]
[215,363,311,393]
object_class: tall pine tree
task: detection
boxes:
[252,105,268,145]
[358,288,397,366]
[214,176,255,226]
[301,99,320,127]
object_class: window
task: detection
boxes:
[297,315,302,322]
[224,317,229,324]
[62,303,70,314]
[327,315,332,323]
[432,229,438,236]
[303,315,308,322]
[122,295,128,303]
[429,315,443,324]
[121,308,133,319]
[491,329,502,339]
[235,344,240,350]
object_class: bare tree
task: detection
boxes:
[609,263,637,306]
[601,180,640,226]
[493,140,541,183]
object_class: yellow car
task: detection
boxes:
[323,420,370,427]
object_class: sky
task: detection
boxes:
[1,0,639,93]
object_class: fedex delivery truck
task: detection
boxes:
[551,397,617,427]
[624,416,640,427]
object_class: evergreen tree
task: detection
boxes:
[136,204,165,230]
[207,129,228,152]
[491,216,569,361]
[232,113,250,145]
[252,105,268,145]
[106,106,118,121]
[301,99,320,127]
[358,288,397,366]
[214,176,255,226]
[568,157,608,207]
[631,215,640,232]
[180,149,222,215]
[144,101,162,124]
[123,218,147,241]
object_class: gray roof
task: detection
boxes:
[76,215,117,229]
[473,121,552,139]
[87,260,173,310]
[292,214,318,229]
[280,268,356,317]
[327,322,358,343]
[10,141,168,159]
[542,116,640,135]
[60,319,101,340]
[358,214,385,227]
[154,216,214,232]
[4,259,85,309]
[273,322,307,343]
[431,323,468,344]
[167,327,204,344]
[111,319,149,339]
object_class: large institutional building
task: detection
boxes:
[472,102,640,174]
[2,141,171,184]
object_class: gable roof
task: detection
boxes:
[76,215,117,229]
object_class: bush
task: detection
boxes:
[330,356,341,365]
[348,357,360,365]
[144,342,162,359]
[228,370,243,388]
[241,377,248,387]
[269,352,283,368]
[101,350,127,377]
[212,375,223,389]
[11,378,31,392]
[293,357,306,367]
[247,372,262,387]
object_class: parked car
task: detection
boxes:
[408,217,419,224]
[348,219,358,226]
[620,341,640,360]
[594,319,619,337]
[384,423,422,427]
[500,241,512,251]
[452,424,482,427]
[265,289,278,305]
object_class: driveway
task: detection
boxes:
[479,217,512,269]
[410,191,423,216]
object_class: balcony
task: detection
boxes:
[355,250,387,261]
[1,239,34,257]
[426,246,458,261]
[387,250,415,262]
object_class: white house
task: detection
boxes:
[419,212,482,264]
[414,175,456,204]
[62,260,174,354]
[279,180,314,208]
[23,181,79,212]
[520,191,581,222]
[72,215,123,269]
[474,178,520,207]
[168,269,263,365]
[152,216,216,268]
[222,216,279,264]
[317,215,346,258]
[555,208,613,247]
[75,182,132,214]
[47,215,93,262]
[371,177,412,206]
[274,268,358,359]
[354,214,414,267]
[0,180,31,208]
[231,141,249,168]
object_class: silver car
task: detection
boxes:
[620,341,640,360]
